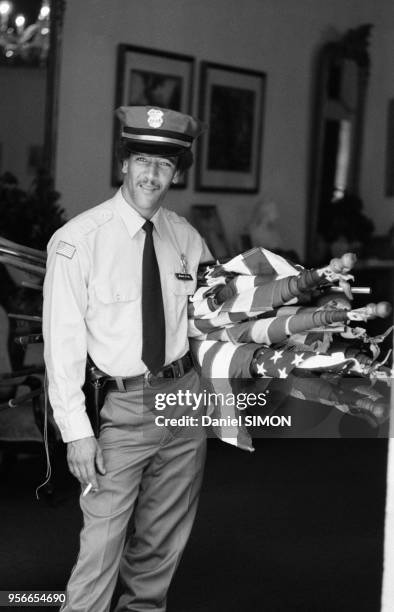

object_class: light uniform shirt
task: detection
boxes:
[43,189,212,442]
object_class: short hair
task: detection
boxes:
[117,139,194,174]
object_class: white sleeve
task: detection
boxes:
[43,228,94,442]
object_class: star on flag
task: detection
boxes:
[270,350,283,364]
[291,353,305,367]
[278,367,288,378]
[255,362,268,377]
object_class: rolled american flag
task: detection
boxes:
[189,247,392,450]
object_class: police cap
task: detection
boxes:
[116,106,206,156]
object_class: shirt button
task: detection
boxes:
[115,293,121,301]
[101,210,112,221]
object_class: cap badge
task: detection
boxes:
[147,108,164,128]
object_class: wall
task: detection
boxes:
[360,0,394,233]
[0,67,46,189]
[55,0,392,259]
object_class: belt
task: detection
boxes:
[105,351,194,392]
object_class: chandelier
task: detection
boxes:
[0,1,50,66]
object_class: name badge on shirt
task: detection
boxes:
[175,272,193,281]
[176,254,193,281]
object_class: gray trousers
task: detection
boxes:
[62,368,206,612]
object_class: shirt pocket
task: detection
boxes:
[95,283,139,304]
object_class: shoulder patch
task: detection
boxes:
[56,241,76,259]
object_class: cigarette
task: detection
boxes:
[82,483,93,496]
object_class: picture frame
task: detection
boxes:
[111,44,195,188]
[196,61,266,193]
[191,204,231,260]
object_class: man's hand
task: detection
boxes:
[67,436,106,491]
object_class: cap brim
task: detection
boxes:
[125,140,185,157]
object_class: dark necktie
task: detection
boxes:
[141,220,165,374]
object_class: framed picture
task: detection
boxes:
[112,44,195,188]
[191,204,231,260]
[196,61,266,193]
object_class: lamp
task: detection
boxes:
[0,0,51,66]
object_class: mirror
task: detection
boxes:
[0,0,65,186]
[306,24,372,265]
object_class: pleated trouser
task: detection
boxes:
[61,368,206,612]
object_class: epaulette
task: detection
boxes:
[69,208,113,237]
[165,209,189,225]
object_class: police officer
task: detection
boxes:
[43,106,212,611]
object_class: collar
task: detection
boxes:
[112,188,165,239]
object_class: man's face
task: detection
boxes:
[121,152,179,218]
